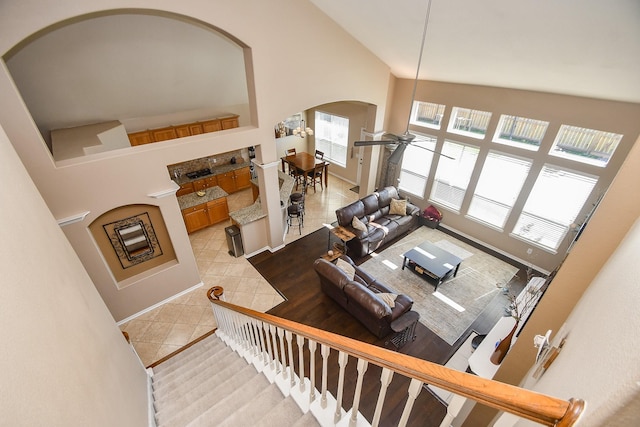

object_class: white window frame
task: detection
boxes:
[549,124,623,167]
[398,134,437,197]
[429,140,480,211]
[492,114,549,152]
[467,151,532,229]
[409,101,446,130]
[314,111,349,167]
[511,165,598,251]
[447,107,492,140]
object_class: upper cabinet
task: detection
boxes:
[127,115,239,146]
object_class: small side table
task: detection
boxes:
[388,311,420,349]
[324,225,355,259]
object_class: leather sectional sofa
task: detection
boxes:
[335,186,420,258]
[313,255,415,338]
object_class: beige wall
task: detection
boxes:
[464,133,640,426]
[388,79,640,272]
[0,124,149,425]
[0,0,391,321]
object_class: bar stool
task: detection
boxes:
[287,203,304,234]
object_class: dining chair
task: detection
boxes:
[286,148,297,156]
[306,162,324,192]
[314,149,324,160]
[290,165,305,190]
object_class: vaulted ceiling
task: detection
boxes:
[310,0,640,103]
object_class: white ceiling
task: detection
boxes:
[310,0,640,103]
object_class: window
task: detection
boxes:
[398,134,437,197]
[447,107,492,139]
[512,165,597,251]
[550,125,622,167]
[467,151,532,229]
[315,111,349,167]
[429,141,479,211]
[493,115,549,151]
[410,101,446,130]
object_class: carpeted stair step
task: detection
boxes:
[153,354,247,410]
[156,363,262,426]
[197,382,288,427]
[255,394,320,427]
[177,370,271,426]
[152,334,222,377]
[152,343,239,399]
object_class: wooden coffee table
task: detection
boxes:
[402,241,462,291]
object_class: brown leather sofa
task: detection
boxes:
[335,186,420,258]
[313,255,414,338]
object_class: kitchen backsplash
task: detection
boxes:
[167,149,246,178]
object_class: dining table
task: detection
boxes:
[281,152,329,188]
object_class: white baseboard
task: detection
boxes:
[116,282,204,326]
[439,224,550,275]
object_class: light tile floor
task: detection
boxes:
[120,174,359,366]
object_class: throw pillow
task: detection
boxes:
[389,198,407,216]
[377,292,397,308]
[336,258,356,280]
[352,216,367,232]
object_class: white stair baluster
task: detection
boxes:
[308,339,317,403]
[372,368,394,427]
[320,344,330,409]
[268,324,278,372]
[296,335,306,393]
[398,378,423,427]
[277,327,287,378]
[286,331,296,387]
[334,351,349,423]
[348,358,369,427]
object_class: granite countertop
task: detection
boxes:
[173,161,251,186]
[177,186,228,210]
[229,170,294,226]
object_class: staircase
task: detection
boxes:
[151,332,320,426]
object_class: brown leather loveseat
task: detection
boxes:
[335,186,420,258]
[313,255,415,338]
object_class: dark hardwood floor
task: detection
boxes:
[249,226,529,427]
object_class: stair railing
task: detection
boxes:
[208,288,584,427]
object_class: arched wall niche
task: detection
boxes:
[89,203,177,285]
[4,9,254,156]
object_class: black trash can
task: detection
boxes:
[225,225,244,257]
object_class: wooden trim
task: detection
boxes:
[207,290,584,426]
[146,328,217,369]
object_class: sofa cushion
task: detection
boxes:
[389,198,407,216]
[336,200,364,227]
[362,194,381,218]
[336,258,355,280]
[377,292,398,308]
[352,216,367,232]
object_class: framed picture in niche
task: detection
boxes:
[103,212,163,269]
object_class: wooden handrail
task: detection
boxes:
[207,288,584,426]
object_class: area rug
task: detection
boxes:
[360,227,518,345]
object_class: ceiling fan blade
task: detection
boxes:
[387,143,408,165]
[354,139,397,146]
[410,143,456,160]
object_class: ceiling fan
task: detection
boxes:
[354,0,453,167]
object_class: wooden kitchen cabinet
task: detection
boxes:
[201,119,222,133]
[192,176,218,192]
[174,125,191,138]
[220,116,239,130]
[234,166,251,190]
[216,166,251,194]
[181,197,229,233]
[182,204,210,233]
[152,127,178,142]
[128,131,154,146]
[176,182,195,197]
[206,197,229,225]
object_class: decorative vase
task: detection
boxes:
[490,321,518,365]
